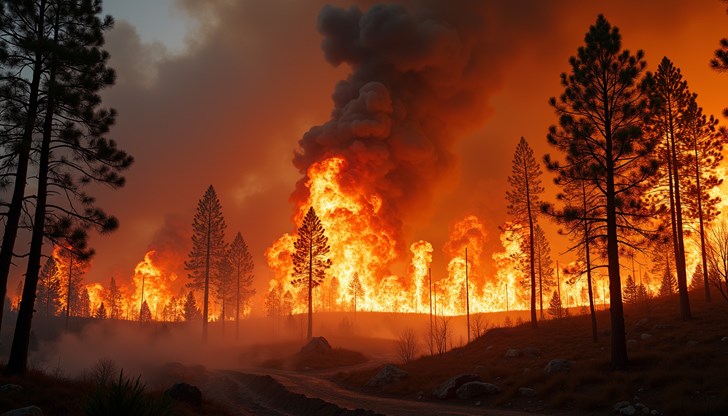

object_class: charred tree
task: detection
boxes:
[228,232,255,340]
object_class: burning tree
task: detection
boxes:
[186,185,227,342]
[347,274,364,314]
[291,207,331,339]
[705,220,728,302]
[546,15,657,369]
[183,291,200,322]
[107,277,123,320]
[506,137,544,328]
[228,232,255,340]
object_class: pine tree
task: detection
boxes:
[681,96,725,302]
[185,185,227,342]
[139,300,152,323]
[689,265,705,292]
[265,285,281,318]
[347,274,364,314]
[291,207,332,339]
[94,303,107,319]
[623,275,638,305]
[36,257,61,317]
[55,244,89,326]
[281,290,293,316]
[711,0,728,118]
[183,291,199,322]
[107,277,123,319]
[6,0,132,374]
[659,269,678,297]
[548,290,564,318]
[506,137,544,328]
[645,57,692,319]
[228,232,254,340]
[546,15,655,370]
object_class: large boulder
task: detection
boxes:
[433,374,480,399]
[544,359,573,374]
[300,336,332,354]
[366,364,408,387]
[0,406,42,416]
[164,382,202,406]
[455,381,500,399]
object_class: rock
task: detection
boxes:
[366,364,408,387]
[650,410,659,415]
[614,400,631,411]
[544,359,573,374]
[522,347,542,357]
[518,387,536,397]
[416,390,424,400]
[164,382,202,406]
[634,318,649,332]
[300,336,332,354]
[627,339,638,347]
[475,401,481,406]
[721,336,728,343]
[0,384,23,393]
[433,374,480,399]
[504,348,521,358]
[620,405,637,415]
[640,333,653,341]
[0,406,42,416]
[455,381,500,399]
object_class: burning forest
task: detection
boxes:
[2,0,728,415]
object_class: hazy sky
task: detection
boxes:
[16,0,727,309]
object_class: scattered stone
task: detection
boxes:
[634,318,650,332]
[518,387,536,397]
[433,374,480,399]
[455,381,500,399]
[522,347,542,357]
[300,336,332,354]
[366,364,408,387]
[614,400,631,411]
[650,410,659,415]
[620,405,637,415]
[475,401,482,406]
[627,339,638,347]
[416,390,424,400]
[654,324,672,330]
[640,333,653,341]
[686,340,698,347]
[0,384,22,393]
[544,359,573,374]
[504,348,521,358]
[0,406,43,416]
[164,382,202,406]
[721,336,728,343]
[485,345,494,351]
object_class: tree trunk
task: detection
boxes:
[0,0,47,336]
[668,113,691,319]
[307,237,313,339]
[465,247,470,342]
[582,182,598,343]
[524,165,537,328]
[6,43,57,373]
[236,262,240,341]
[693,144,711,302]
[203,216,211,342]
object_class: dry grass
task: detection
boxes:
[0,365,232,415]
[340,292,728,415]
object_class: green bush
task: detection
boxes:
[85,371,173,416]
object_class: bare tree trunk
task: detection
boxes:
[669,115,691,319]
[582,182,598,343]
[307,238,313,339]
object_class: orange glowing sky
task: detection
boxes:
[12,0,726,313]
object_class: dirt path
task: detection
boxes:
[209,367,545,416]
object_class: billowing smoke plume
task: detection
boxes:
[268,1,554,312]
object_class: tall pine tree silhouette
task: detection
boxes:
[228,232,254,340]
[506,137,543,328]
[546,15,656,369]
[291,207,331,339]
[186,185,227,342]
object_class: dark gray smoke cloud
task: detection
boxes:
[292,1,555,255]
